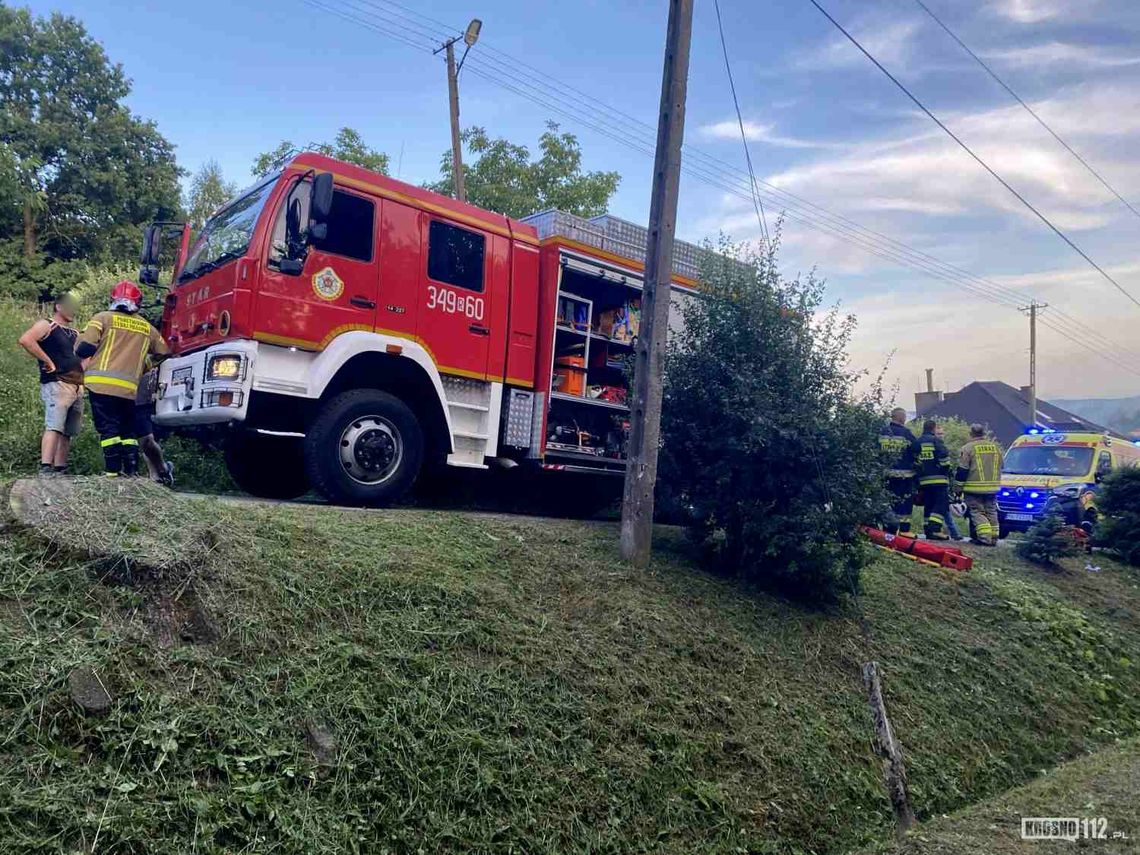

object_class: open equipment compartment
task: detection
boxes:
[520,209,707,476]
[543,252,641,470]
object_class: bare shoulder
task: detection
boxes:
[23,318,52,339]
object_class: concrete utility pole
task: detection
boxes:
[436,19,482,204]
[620,0,694,566]
[1020,300,1047,426]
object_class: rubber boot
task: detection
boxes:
[101,441,122,477]
[121,445,140,477]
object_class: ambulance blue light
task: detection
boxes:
[1029,492,1039,498]
[1026,503,1035,509]
[1028,428,1039,435]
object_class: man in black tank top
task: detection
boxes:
[18,293,85,474]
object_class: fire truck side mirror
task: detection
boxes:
[140,224,160,266]
[310,172,334,225]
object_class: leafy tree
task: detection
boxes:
[0,5,182,262]
[186,159,236,229]
[252,127,389,177]
[907,415,972,457]
[1096,467,1140,566]
[659,232,888,603]
[1016,513,1079,567]
[428,122,620,218]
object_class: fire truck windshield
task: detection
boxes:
[1003,445,1093,476]
[179,175,278,283]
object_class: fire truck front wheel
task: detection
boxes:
[305,389,424,506]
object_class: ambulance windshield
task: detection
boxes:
[180,175,278,284]
[1003,446,1093,477]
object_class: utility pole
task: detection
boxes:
[620,0,694,566]
[436,19,482,204]
[1019,300,1047,427]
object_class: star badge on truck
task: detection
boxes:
[312,266,344,301]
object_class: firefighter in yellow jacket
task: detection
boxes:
[955,423,1004,546]
[75,281,169,475]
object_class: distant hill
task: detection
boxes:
[1053,395,1140,436]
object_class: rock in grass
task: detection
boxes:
[68,667,112,715]
[304,720,337,769]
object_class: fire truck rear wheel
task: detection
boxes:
[305,389,423,506]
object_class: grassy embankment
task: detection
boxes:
[1,477,1139,854]
[869,738,1139,853]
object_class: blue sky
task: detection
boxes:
[24,0,1140,399]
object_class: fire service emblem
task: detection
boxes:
[312,267,344,301]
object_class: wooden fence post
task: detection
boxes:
[862,661,916,835]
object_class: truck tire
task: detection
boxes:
[304,389,423,506]
[224,432,310,500]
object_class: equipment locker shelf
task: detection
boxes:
[544,251,639,467]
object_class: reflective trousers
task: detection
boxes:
[965,493,999,545]
[886,476,915,534]
[920,482,950,540]
[88,391,139,476]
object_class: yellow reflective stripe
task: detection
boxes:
[134,341,149,378]
[120,438,139,446]
[86,319,103,332]
[100,328,116,371]
[919,476,948,485]
[86,375,139,392]
[100,436,122,447]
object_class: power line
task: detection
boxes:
[712,0,770,246]
[911,0,1140,225]
[807,0,1140,312]
[306,0,1140,376]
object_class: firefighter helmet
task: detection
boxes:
[109,280,142,313]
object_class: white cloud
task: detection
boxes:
[984,41,1140,70]
[761,85,1140,234]
[797,21,921,71]
[989,0,1069,23]
[698,119,833,149]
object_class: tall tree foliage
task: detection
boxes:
[252,127,389,177]
[659,233,887,602]
[0,5,182,262]
[428,122,620,218]
[186,160,236,229]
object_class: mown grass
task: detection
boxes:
[1,479,1139,854]
[868,738,1140,853]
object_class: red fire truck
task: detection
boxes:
[145,152,702,506]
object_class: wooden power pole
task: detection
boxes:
[445,42,466,203]
[436,20,482,204]
[620,0,694,566]
[1019,300,1047,426]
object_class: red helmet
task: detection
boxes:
[111,281,143,304]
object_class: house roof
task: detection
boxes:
[922,381,1118,446]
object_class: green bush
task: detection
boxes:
[1096,467,1140,566]
[660,233,887,603]
[1016,512,1079,566]
[0,239,89,302]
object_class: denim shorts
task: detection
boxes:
[41,381,85,437]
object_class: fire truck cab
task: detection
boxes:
[149,152,701,506]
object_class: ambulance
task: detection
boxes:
[996,429,1140,536]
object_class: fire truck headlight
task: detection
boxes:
[206,354,242,380]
